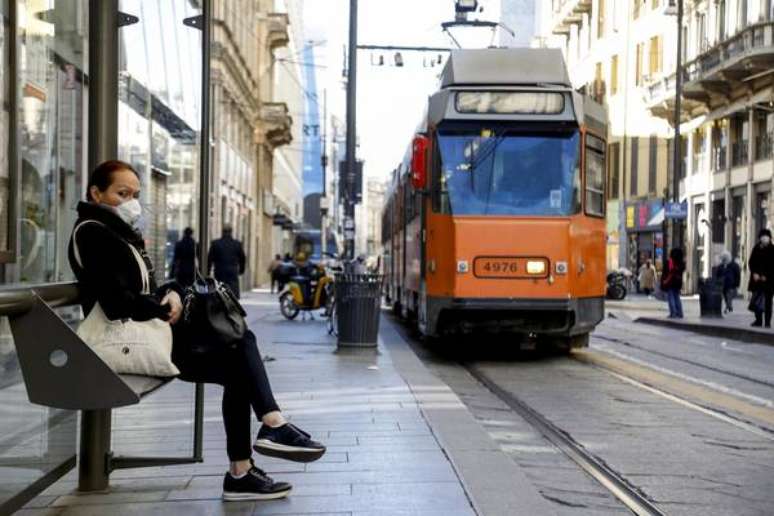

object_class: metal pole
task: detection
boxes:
[321,89,328,257]
[79,0,120,492]
[87,0,119,170]
[345,0,358,260]
[193,0,212,462]
[670,0,684,259]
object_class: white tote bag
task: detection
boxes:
[73,221,180,377]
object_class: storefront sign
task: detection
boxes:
[665,201,688,219]
[625,200,664,232]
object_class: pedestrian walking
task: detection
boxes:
[661,248,685,319]
[169,227,198,288]
[748,229,774,328]
[268,254,282,294]
[638,260,657,297]
[70,160,325,502]
[209,224,246,299]
[715,251,741,313]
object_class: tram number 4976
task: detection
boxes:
[485,261,517,273]
[475,258,521,277]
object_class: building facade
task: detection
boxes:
[500,0,536,47]
[271,0,305,258]
[643,0,774,293]
[537,1,681,280]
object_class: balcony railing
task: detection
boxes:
[683,21,774,85]
[755,133,773,161]
[731,141,749,168]
[642,21,774,116]
[711,146,727,172]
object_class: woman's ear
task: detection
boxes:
[89,185,101,203]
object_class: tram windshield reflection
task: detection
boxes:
[435,129,581,216]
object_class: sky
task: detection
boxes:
[303,0,503,183]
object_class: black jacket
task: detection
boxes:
[170,236,198,287]
[715,261,741,290]
[748,243,774,293]
[68,202,180,322]
[208,236,246,281]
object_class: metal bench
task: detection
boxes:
[2,283,203,496]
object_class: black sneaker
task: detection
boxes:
[222,462,292,501]
[253,423,326,463]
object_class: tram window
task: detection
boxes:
[434,129,581,216]
[585,134,606,217]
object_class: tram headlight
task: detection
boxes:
[456,92,565,114]
[526,260,546,275]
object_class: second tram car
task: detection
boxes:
[381,48,607,346]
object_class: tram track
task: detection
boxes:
[464,363,667,516]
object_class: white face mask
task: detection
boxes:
[762,236,771,246]
[113,199,143,228]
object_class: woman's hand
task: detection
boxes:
[161,290,183,324]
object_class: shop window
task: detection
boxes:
[756,192,770,238]
[585,134,605,217]
[731,195,744,262]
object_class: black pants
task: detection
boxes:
[172,329,280,461]
[753,291,773,326]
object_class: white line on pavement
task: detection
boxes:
[595,345,774,409]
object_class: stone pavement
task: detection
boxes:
[18,291,553,516]
[606,294,773,344]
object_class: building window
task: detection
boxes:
[648,135,657,194]
[635,43,644,85]
[754,110,773,161]
[648,36,662,77]
[716,0,726,41]
[633,0,642,19]
[731,114,749,167]
[711,198,726,245]
[593,62,605,103]
[611,54,619,95]
[651,0,660,8]
[630,137,639,196]
[608,142,620,199]
[711,119,729,171]
[597,0,605,38]
[696,12,707,54]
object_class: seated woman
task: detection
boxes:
[68,160,325,502]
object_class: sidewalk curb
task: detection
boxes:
[635,317,774,345]
[379,316,557,516]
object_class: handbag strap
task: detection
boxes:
[72,220,151,294]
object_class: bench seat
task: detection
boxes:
[120,375,173,399]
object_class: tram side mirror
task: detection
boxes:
[411,134,429,190]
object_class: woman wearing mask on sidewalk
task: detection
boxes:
[69,161,325,502]
[748,229,774,328]
[661,248,685,319]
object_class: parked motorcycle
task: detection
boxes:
[605,271,628,300]
[279,260,335,320]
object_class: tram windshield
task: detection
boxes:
[435,128,581,216]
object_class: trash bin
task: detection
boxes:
[335,273,382,347]
[698,277,723,318]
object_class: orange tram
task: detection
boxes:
[381,49,608,347]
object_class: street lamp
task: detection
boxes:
[455,0,479,13]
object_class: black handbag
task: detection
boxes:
[182,275,247,351]
[748,291,766,313]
